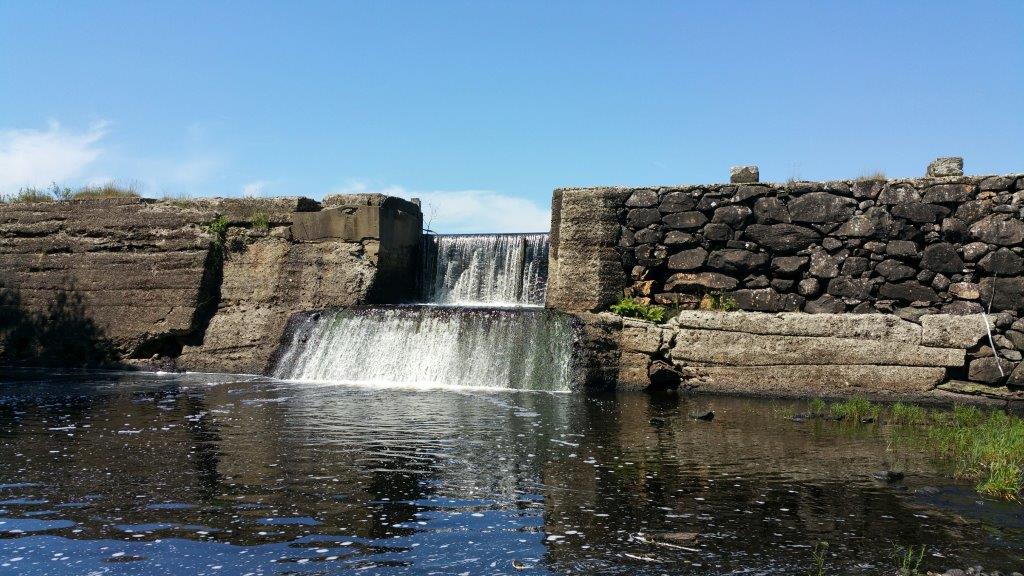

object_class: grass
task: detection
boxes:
[856,170,887,181]
[810,541,828,576]
[699,292,738,311]
[894,545,925,576]
[610,297,665,323]
[1,187,54,203]
[889,402,927,425]
[251,212,270,230]
[205,216,229,247]
[1,181,140,203]
[808,398,827,418]
[830,396,881,422]
[927,407,1024,500]
[68,182,140,200]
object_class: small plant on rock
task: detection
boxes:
[251,212,270,230]
[610,297,665,323]
[894,544,925,576]
[830,396,880,422]
[699,292,738,311]
[809,541,828,576]
[205,215,229,248]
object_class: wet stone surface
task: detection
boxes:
[0,369,1022,575]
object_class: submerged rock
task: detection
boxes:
[872,470,904,483]
[691,410,715,421]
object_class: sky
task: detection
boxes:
[1,1,1022,232]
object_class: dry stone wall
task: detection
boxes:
[549,165,1024,398]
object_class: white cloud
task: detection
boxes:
[242,180,269,196]
[333,181,550,233]
[0,120,108,193]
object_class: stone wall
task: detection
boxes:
[549,163,1024,399]
[0,194,422,373]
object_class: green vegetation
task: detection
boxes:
[927,407,1024,500]
[830,396,881,422]
[1,187,54,203]
[1,181,140,203]
[894,545,925,576]
[808,397,827,418]
[889,402,927,425]
[205,215,229,248]
[251,212,270,230]
[699,292,738,311]
[68,182,140,200]
[609,297,665,323]
[857,170,887,181]
[809,541,828,576]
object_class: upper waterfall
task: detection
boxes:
[421,233,549,306]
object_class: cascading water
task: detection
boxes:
[273,306,577,391]
[273,231,577,391]
[422,233,549,306]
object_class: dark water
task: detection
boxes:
[1,370,1022,575]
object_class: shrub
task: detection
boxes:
[2,187,53,203]
[830,396,880,421]
[205,216,229,247]
[610,297,665,323]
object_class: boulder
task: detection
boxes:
[664,231,695,245]
[626,208,661,228]
[921,314,993,348]
[961,241,989,261]
[877,185,922,205]
[689,365,946,396]
[926,156,964,177]
[980,276,1024,310]
[841,256,870,276]
[744,224,821,254]
[886,240,919,258]
[805,294,847,313]
[660,191,697,213]
[968,357,1015,384]
[664,272,738,292]
[922,184,973,203]
[706,249,768,273]
[703,223,732,241]
[667,247,708,271]
[878,281,938,303]
[669,310,921,341]
[948,282,981,300]
[752,197,791,224]
[827,277,874,299]
[969,214,1024,246]
[729,288,803,312]
[809,250,844,278]
[730,165,759,184]
[663,211,708,230]
[892,202,950,223]
[625,189,659,208]
[921,242,964,274]
[875,259,917,281]
[787,192,856,223]
[771,256,809,275]
[711,205,752,227]
[978,247,1024,275]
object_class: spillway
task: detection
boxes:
[421,233,549,306]
[273,306,578,391]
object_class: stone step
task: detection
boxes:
[668,310,921,342]
[671,329,964,367]
[688,365,946,396]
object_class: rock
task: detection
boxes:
[711,205,752,227]
[834,214,876,237]
[706,249,768,273]
[886,240,919,258]
[979,248,1024,275]
[771,256,809,275]
[841,256,870,276]
[634,228,661,244]
[970,214,1024,246]
[662,211,708,230]
[664,230,696,245]
[667,247,708,271]
[926,156,964,177]
[923,183,973,203]
[878,185,922,204]
[893,202,950,222]
[876,259,917,281]
[806,294,847,313]
[670,310,922,340]
[798,278,820,297]
[808,249,844,278]
[968,357,1015,384]
[980,276,1024,310]
[671,329,962,367]
[625,189,659,208]
[956,199,994,222]
[648,360,682,391]
[787,192,857,223]
[733,185,769,202]
[980,176,1014,191]
[665,272,739,292]
[730,165,759,184]
[961,241,989,261]
[878,281,938,303]
[827,278,873,299]
[949,282,981,300]
[1008,362,1024,387]
[660,191,697,213]
[921,242,964,274]
[752,197,791,223]
[688,365,946,396]
[703,223,732,241]
[691,410,715,421]
[626,208,662,228]
[941,217,968,242]
[941,300,985,315]
[873,470,904,483]
[921,314,993,348]
[744,224,821,253]
[730,288,803,312]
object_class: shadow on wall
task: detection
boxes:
[0,287,119,367]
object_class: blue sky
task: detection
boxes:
[1,1,1022,232]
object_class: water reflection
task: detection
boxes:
[0,369,1021,575]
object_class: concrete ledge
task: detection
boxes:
[671,328,964,367]
[690,365,946,396]
[669,310,921,342]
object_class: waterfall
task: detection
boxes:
[274,306,578,391]
[422,233,549,306]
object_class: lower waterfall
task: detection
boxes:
[273,306,578,391]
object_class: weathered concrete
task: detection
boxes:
[1,195,422,372]
[921,314,994,348]
[690,365,946,397]
[669,310,922,342]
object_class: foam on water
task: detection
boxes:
[273,306,577,391]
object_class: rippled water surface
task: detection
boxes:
[1,369,1022,575]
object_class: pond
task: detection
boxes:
[0,369,1021,575]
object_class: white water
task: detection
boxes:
[273,306,577,391]
[423,234,549,306]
